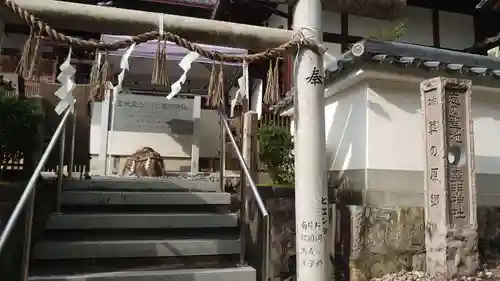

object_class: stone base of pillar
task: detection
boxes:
[444,226,478,278]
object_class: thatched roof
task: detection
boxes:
[323,0,406,21]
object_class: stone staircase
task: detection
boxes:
[28,176,255,281]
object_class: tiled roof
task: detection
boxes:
[271,39,500,113]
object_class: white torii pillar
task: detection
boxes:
[293,1,330,281]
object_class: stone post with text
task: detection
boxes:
[421,77,478,279]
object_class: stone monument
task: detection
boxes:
[420,77,478,279]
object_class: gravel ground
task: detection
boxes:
[370,268,499,281]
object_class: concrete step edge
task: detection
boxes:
[34,238,241,260]
[63,178,221,192]
[28,266,256,281]
[61,191,231,206]
[46,213,238,229]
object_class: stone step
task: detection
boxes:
[29,255,240,276]
[33,238,241,260]
[46,213,238,230]
[28,267,256,281]
[41,229,239,242]
[61,191,231,206]
[63,177,220,193]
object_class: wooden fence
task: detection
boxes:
[257,113,293,172]
[258,112,292,131]
[0,76,43,174]
[37,82,91,175]
[0,157,24,171]
[224,111,292,171]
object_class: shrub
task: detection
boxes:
[258,122,294,184]
[0,93,42,178]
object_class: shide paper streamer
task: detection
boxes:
[54,48,76,115]
[323,51,338,72]
[255,79,263,120]
[107,43,135,172]
[241,60,249,100]
[230,60,249,117]
[113,42,136,97]
[166,51,200,100]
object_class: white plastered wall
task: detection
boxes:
[325,84,368,171]
[288,70,500,178]
[366,78,500,176]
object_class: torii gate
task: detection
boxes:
[0,1,330,280]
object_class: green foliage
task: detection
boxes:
[258,122,294,184]
[370,19,408,41]
[347,19,409,51]
[0,93,42,173]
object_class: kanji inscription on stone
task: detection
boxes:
[420,77,477,279]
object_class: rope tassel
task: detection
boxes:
[206,63,224,108]
[206,63,216,106]
[89,51,102,101]
[98,54,109,99]
[217,64,225,108]
[263,59,280,105]
[151,37,170,87]
[90,53,109,102]
[273,59,280,103]
[152,15,170,87]
[16,29,41,81]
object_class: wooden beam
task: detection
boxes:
[210,0,231,20]
[252,0,288,18]
[0,17,5,53]
[210,0,222,19]
[140,0,215,10]
[432,9,440,48]
[340,13,348,51]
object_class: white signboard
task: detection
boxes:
[113,94,194,134]
[90,93,196,158]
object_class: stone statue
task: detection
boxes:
[120,147,166,177]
